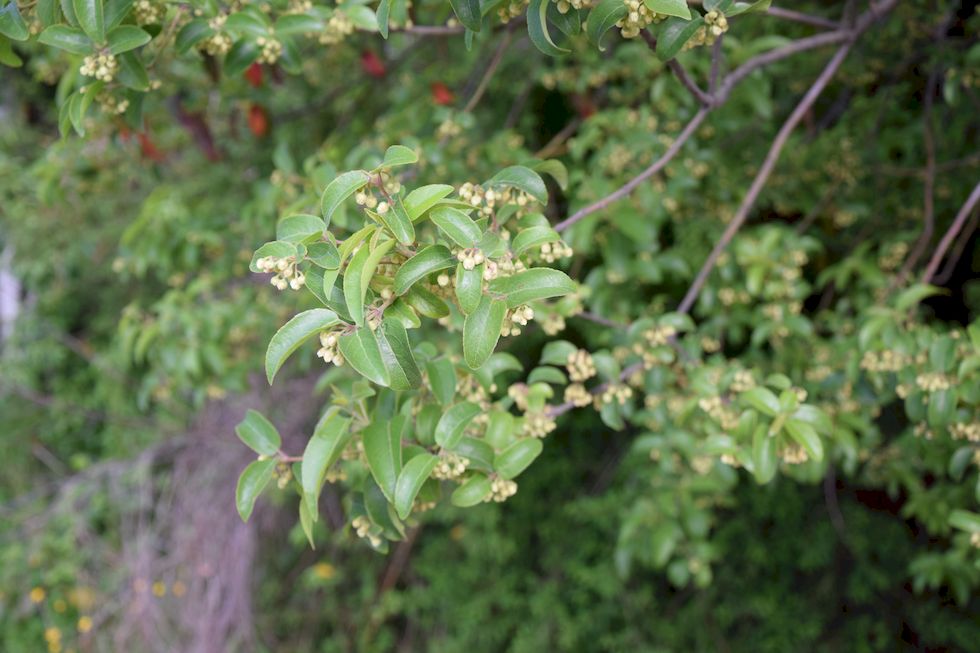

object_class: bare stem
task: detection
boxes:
[921,182,980,285]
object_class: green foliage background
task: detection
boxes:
[1,0,979,651]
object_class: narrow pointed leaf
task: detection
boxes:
[429,206,482,247]
[404,184,454,221]
[463,296,506,369]
[394,453,438,519]
[451,475,492,507]
[586,0,626,51]
[426,358,457,405]
[435,401,481,449]
[363,420,402,502]
[236,458,276,522]
[393,245,454,295]
[320,170,370,227]
[376,318,421,391]
[487,268,575,307]
[338,327,391,386]
[785,419,824,462]
[106,25,151,54]
[455,262,483,315]
[0,2,29,41]
[449,0,481,32]
[656,15,705,61]
[235,409,281,456]
[302,408,353,518]
[495,438,543,479]
[527,0,568,55]
[487,165,548,204]
[377,199,415,245]
[380,144,418,168]
[73,0,104,42]
[265,309,340,383]
[38,24,92,53]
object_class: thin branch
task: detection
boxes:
[921,181,980,284]
[534,117,582,159]
[709,35,724,93]
[932,206,979,286]
[462,27,514,113]
[574,311,627,329]
[554,108,709,232]
[641,31,713,106]
[677,43,853,315]
[766,6,839,30]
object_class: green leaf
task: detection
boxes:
[512,225,560,257]
[791,405,833,436]
[274,12,324,35]
[727,0,771,16]
[894,283,944,311]
[104,0,133,29]
[487,165,548,204]
[394,453,438,519]
[249,240,297,272]
[235,409,281,456]
[785,419,823,462]
[363,420,402,503]
[455,437,495,471]
[376,318,421,391]
[656,15,705,61]
[376,199,415,245]
[73,0,104,42]
[37,0,59,28]
[298,494,316,548]
[495,438,543,479]
[927,388,956,430]
[741,387,780,417]
[236,458,276,522]
[38,25,92,54]
[485,410,516,450]
[393,245,455,295]
[644,0,691,19]
[449,0,481,32]
[455,262,484,315]
[0,36,21,66]
[106,25,150,54]
[175,19,213,53]
[343,4,378,30]
[277,214,325,243]
[751,425,777,484]
[528,365,568,386]
[307,241,340,269]
[265,309,341,383]
[404,184,454,221]
[376,0,391,38]
[451,475,492,507]
[343,238,394,326]
[426,358,457,405]
[586,0,626,51]
[385,298,420,328]
[116,51,149,91]
[405,286,450,318]
[949,509,980,534]
[527,0,568,55]
[302,408,353,518]
[380,144,418,168]
[225,11,269,37]
[540,339,578,366]
[487,268,575,307]
[224,38,260,77]
[435,402,481,449]
[338,327,391,386]
[0,2,28,41]
[321,170,371,227]
[463,296,506,369]
[532,159,568,190]
[429,206,482,247]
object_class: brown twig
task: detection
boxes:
[932,206,979,286]
[462,27,515,113]
[677,43,854,314]
[640,32,713,106]
[921,181,980,284]
[766,6,839,30]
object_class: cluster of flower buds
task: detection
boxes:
[351,516,383,548]
[255,37,283,65]
[950,422,980,443]
[456,247,486,271]
[683,9,729,51]
[698,396,739,430]
[501,305,534,337]
[915,372,951,392]
[563,383,592,408]
[644,325,677,347]
[96,91,130,115]
[496,0,528,23]
[275,462,292,489]
[860,349,908,373]
[354,188,379,209]
[80,52,118,82]
[538,241,573,264]
[287,0,313,13]
[256,254,305,290]
[617,0,664,39]
[489,476,518,501]
[316,330,345,366]
[134,0,162,25]
[437,118,462,139]
[730,370,756,393]
[541,313,566,336]
[596,384,633,407]
[432,452,470,480]
[523,410,557,438]
[566,349,596,383]
[553,0,592,14]
[320,10,354,44]
[201,16,233,55]
[779,444,808,465]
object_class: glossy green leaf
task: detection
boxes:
[338,327,391,386]
[394,453,438,519]
[0,2,29,41]
[455,437,495,472]
[235,409,282,456]
[449,0,481,32]
[307,241,341,269]
[363,420,402,502]
[426,358,457,406]
[455,262,483,315]
[265,309,340,383]
[380,144,418,168]
[405,286,450,318]
[949,509,980,533]
[376,199,415,245]
[429,206,482,247]
[644,0,691,19]
[175,19,213,53]
[277,214,325,243]
[302,408,352,518]
[527,0,568,55]
[485,410,516,450]
[404,184,454,221]
[376,0,391,38]
[487,165,548,204]
[463,296,506,369]
[791,405,833,436]
[741,387,780,417]
[116,51,149,91]
[586,0,627,51]
[435,401,481,449]
[656,15,705,61]
[451,475,492,507]
[495,438,543,479]
[249,240,297,272]
[393,245,455,295]
[236,458,276,522]
[785,418,823,462]
[321,170,371,227]
[512,225,560,257]
[274,12,324,35]
[487,268,575,307]
[106,25,151,54]
[376,318,421,391]
[73,0,104,42]
[751,425,777,484]
[38,25,92,54]
[344,238,394,326]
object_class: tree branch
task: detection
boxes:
[640,31,713,106]
[677,43,854,314]
[921,181,980,285]
[766,6,839,30]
